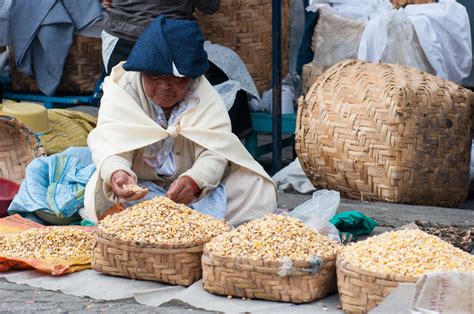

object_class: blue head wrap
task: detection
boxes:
[123,16,209,79]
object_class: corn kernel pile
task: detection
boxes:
[123,184,148,193]
[99,196,231,245]
[340,229,474,278]
[206,214,341,261]
[0,227,93,260]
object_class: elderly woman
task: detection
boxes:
[83,16,277,226]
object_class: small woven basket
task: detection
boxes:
[202,248,337,303]
[197,0,290,94]
[337,259,417,314]
[296,59,472,207]
[0,115,45,183]
[92,231,206,286]
[9,35,103,95]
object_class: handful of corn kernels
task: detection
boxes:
[0,227,93,260]
[339,229,474,278]
[99,196,231,245]
[205,214,341,261]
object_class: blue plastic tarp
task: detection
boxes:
[8,147,95,219]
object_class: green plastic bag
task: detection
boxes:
[330,211,377,237]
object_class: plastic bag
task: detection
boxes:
[288,189,341,241]
[261,74,300,113]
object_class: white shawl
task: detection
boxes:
[87,64,274,203]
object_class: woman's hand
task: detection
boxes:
[111,170,147,201]
[166,176,201,205]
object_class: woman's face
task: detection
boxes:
[143,73,193,108]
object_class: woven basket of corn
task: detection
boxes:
[0,115,45,183]
[92,196,231,286]
[202,214,342,303]
[337,229,474,314]
[296,59,472,207]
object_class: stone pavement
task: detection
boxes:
[1,191,472,313]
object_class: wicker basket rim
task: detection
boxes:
[96,229,213,250]
[337,258,418,282]
[202,245,337,268]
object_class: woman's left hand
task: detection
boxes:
[166,176,200,205]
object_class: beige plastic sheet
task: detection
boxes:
[0,270,343,313]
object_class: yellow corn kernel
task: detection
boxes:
[99,196,231,245]
[0,227,93,260]
[205,214,342,261]
[339,229,474,277]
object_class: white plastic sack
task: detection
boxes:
[288,189,341,241]
[382,10,434,75]
[307,0,392,21]
[358,0,472,83]
[261,85,294,114]
[272,158,316,194]
[313,8,366,66]
[261,74,297,113]
[357,9,434,75]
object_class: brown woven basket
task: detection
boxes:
[0,115,45,183]
[92,231,207,286]
[9,35,103,95]
[391,0,434,8]
[202,248,337,303]
[197,0,290,94]
[301,62,329,95]
[337,259,417,314]
[296,60,472,207]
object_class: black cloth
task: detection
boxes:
[204,62,252,139]
[105,0,220,41]
[106,37,135,75]
[296,0,319,76]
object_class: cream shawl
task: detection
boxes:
[87,65,274,192]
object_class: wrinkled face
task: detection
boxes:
[143,73,193,108]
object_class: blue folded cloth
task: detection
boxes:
[8,147,96,221]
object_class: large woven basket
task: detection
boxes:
[337,259,417,313]
[0,115,45,183]
[296,60,472,207]
[9,35,103,95]
[202,248,337,303]
[197,0,290,94]
[92,231,206,286]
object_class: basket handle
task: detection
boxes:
[278,256,323,277]
[299,256,322,275]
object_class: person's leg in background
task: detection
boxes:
[295,0,319,77]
